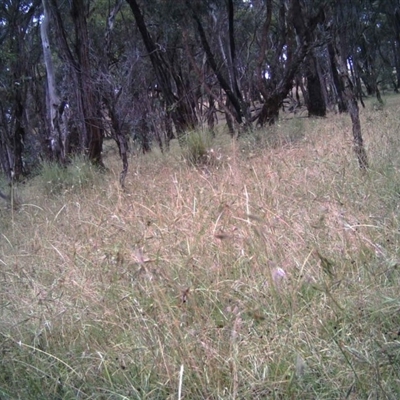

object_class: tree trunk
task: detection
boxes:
[0,2,37,180]
[306,54,326,117]
[40,0,70,163]
[334,43,368,169]
[103,97,129,186]
[125,0,197,138]
[328,42,347,113]
[255,0,325,126]
[257,96,281,126]
[71,0,104,166]
[186,0,248,128]
[12,94,25,179]
[103,0,128,186]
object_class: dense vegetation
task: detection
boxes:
[1,0,400,183]
[1,95,400,398]
[1,0,400,398]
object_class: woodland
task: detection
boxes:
[2,1,400,399]
[0,0,399,187]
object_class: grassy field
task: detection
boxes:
[1,96,400,399]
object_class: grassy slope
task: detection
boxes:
[1,96,400,399]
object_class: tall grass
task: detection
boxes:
[1,96,400,399]
[38,155,103,195]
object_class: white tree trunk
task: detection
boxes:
[40,0,65,162]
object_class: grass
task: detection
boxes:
[1,95,400,398]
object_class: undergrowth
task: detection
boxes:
[1,96,400,399]
[38,156,102,195]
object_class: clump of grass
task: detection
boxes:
[38,156,101,195]
[181,130,216,166]
[239,117,306,156]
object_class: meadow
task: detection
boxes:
[1,96,400,399]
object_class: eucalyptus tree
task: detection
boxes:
[0,0,41,180]
[40,0,69,163]
[92,0,129,185]
[328,0,369,169]
[125,0,200,142]
[183,0,253,134]
[43,0,104,166]
[375,0,400,91]
[254,0,325,125]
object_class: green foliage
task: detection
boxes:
[181,130,215,166]
[39,157,101,195]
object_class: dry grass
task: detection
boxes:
[1,95,400,399]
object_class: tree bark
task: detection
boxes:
[186,0,249,128]
[306,53,326,117]
[255,0,325,125]
[328,42,347,113]
[0,1,38,180]
[71,0,104,165]
[40,0,70,163]
[103,0,128,186]
[334,42,368,169]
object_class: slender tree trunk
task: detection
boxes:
[207,95,217,134]
[226,0,250,128]
[186,0,246,127]
[125,0,196,139]
[103,0,128,186]
[334,42,368,169]
[13,94,25,179]
[328,42,347,113]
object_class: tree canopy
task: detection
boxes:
[0,0,398,183]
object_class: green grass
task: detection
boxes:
[38,155,102,195]
[1,96,400,398]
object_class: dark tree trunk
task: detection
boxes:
[164,112,174,150]
[348,58,365,108]
[334,43,368,169]
[71,0,103,166]
[393,39,400,90]
[207,95,217,134]
[125,0,197,138]
[137,117,151,154]
[347,95,368,169]
[306,55,326,117]
[226,0,250,127]
[225,98,235,136]
[185,0,249,128]
[391,6,400,89]
[0,1,38,180]
[174,72,198,130]
[102,0,128,186]
[257,96,281,126]
[255,0,325,126]
[328,42,347,113]
[103,97,129,186]
[12,91,26,179]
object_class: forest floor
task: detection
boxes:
[1,95,400,399]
